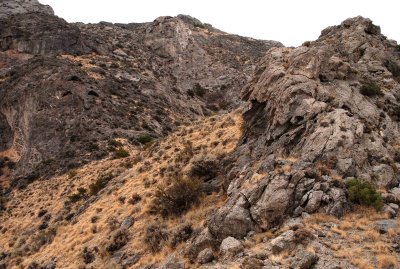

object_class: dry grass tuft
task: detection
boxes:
[377,254,397,269]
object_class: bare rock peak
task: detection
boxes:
[0,0,54,18]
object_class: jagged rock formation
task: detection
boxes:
[0,0,54,18]
[206,16,400,240]
[0,1,281,184]
[1,1,400,267]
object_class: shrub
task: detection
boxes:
[384,60,400,77]
[128,193,142,205]
[114,147,129,158]
[151,177,201,217]
[106,229,128,253]
[293,228,315,245]
[31,228,57,252]
[187,89,195,98]
[190,158,218,181]
[67,169,78,178]
[108,139,123,151]
[170,223,193,247]
[346,178,383,210]
[144,223,169,252]
[68,187,87,203]
[0,196,5,212]
[89,173,114,196]
[193,83,207,97]
[360,82,383,97]
[137,134,153,145]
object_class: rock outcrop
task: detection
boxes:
[0,0,54,19]
[207,16,400,239]
[1,1,400,268]
[0,5,281,184]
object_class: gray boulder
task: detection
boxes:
[270,230,295,254]
[197,248,214,264]
[220,236,243,257]
[375,219,398,234]
[289,250,319,269]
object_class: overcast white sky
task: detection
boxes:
[39,0,398,47]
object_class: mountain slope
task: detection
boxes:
[0,2,281,185]
[1,1,400,268]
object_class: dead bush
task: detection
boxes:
[144,223,169,252]
[151,176,201,217]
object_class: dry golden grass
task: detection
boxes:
[269,250,290,263]
[338,220,353,230]
[304,213,339,225]
[363,228,380,242]
[350,258,375,269]
[311,207,400,269]
[377,254,397,269]
[330,226,347,238]
[0,112,243,268]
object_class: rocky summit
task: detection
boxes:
[0,1,400,269]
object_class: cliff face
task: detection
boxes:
[207,16,400,239]
[1,2,400,268]
[0,3,281,185]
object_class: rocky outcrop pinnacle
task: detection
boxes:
[205,16,400,240]
[0,0,54,18]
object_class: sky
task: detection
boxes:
[39,0,399,47]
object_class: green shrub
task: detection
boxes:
[360,82,383,97]
[137,134,153,145]
[114,147,129,158]
[89,173,114,196]
[346,178,383,210]
[151,177,202,217]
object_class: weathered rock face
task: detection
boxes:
[208,16,400,238]
[0,0,54,19]
[0,112,12,151]
[0,13,87,55]
[0,5,281,184]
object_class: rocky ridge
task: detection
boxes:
[206,16,400,241]
[0,0,54,19]
[0,3,280,185]
[0,1,400,268]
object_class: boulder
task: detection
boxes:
[220,236,243,257]
[289,250,319,269]
[208,195,254,239]
[120,215,134,230]
[270,230,295,254]
[160,255,185,269]
[186,228,218,261]
[197,248,214,264]
[375,220,398,234]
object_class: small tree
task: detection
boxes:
[346,178,383,210]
